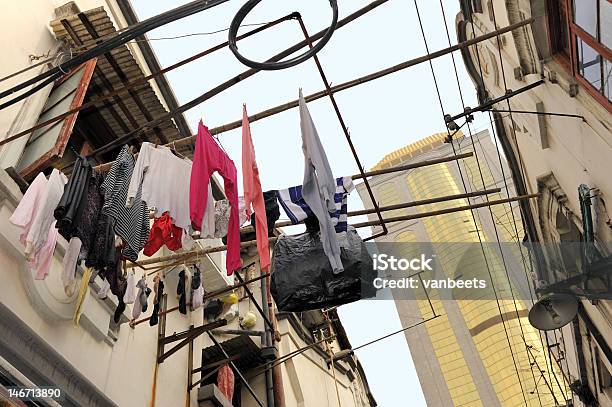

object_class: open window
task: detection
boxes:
[546,0,612,110]
[15,59,96,180]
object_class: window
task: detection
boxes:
[16,59,96,180]
[595,349,612,399]
[547,0,612,110]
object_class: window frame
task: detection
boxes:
[547,0,612,111]
[17,58,97,179]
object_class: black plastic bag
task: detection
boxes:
[270,227,377,312]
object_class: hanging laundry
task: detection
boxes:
[217,364,235,402]
[199,182,216,239]
[191,268,204,310]
[237,197,250,226]
[55,157,92,239]
[123,269,136,304]
[132,277,150,320]
[201,198,232,239]
[86,214,117,269]
[73,267,93,326]
[126,142,192,229]
[149,274,164,326]
[177,268,187,315]
[251,191,280,237]
[297,89,343,273]
[98,251,127,302]
[143,212,184,256]
[101,145,149,262]
[277,176,354,233]
[10,169,67,280]
[69,171,107,262]
[190,121,240,275]
[97,279,110,300]
[241,105,271,271]
[62,237,82,296]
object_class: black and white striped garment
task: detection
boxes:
[101,145,149,262]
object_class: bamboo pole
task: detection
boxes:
[89,15,533,171]
[131,193,536,268]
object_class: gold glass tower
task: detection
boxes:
[358,130,567,406]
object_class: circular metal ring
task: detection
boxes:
[228,0,338,71]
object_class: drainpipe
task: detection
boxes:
[260,267,278,407]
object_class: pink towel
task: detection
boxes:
[190,121,241,274]
[241,105,270,271]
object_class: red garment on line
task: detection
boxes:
[217,364,235,403]
[241,105,270,271]
[143,212,182,256]
[190,121,241,274]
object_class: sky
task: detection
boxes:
[130,1,493,405]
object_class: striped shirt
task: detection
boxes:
[101,145,150,262]
[277,176,354,233]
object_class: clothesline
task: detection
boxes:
[50,17,531,172]
[130,193,536,269]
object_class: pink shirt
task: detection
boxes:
[190,121,241,275]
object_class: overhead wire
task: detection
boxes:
[483,3,570,401]
[0,16,534,152]
[411,0,529,403]
[435,2,550,404]
[0,0,230,102]
[0,14,297,148]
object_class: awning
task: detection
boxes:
[49,7,184,154]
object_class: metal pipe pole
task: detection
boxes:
[297,16,387,241]
[131,192,522,269]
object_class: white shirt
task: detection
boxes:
[126,142,192,229]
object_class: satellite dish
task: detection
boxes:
[528,294,578,331]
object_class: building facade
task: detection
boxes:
[358,130,565,406]
[0,1,375,406]
[456,0,612,405]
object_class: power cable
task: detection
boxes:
[437,3,548,402]
[0,0,230,102]
[412,1,529,403]
[483,4,569,401]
